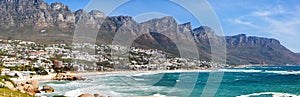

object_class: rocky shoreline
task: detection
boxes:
[8,68,278,96]
[4,72,87,96]
[16,80,40,95]
[3,79,55,96]
[78,93,113,97]
[52,73,85,81]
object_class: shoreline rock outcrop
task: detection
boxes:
[52,74,85,81]
[78,93,109,97]
[16,80,40,95]
[41,85,54,93]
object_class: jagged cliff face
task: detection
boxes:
[226,34,281,47]
[0,0,299,65]
[225,34,299,64]
[0,0,71,29]
[0,0,107,32]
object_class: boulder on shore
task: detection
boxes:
[94,94,106,97]
[78,93,94,97]
[29,80,39,88]
[42,85,54,93]
[16,80,40,95]
[26,85,40,95]
[52,74,85,81]
[78,93,107,97]
[4,81,15,90]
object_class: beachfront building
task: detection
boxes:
[0,68,10,76]
[2,59,30,67]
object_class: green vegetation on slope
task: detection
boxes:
[0,88,33,97]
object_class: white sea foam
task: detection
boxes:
[237,92,300,97]
[152,93,169,97]
[41,68,300,97]
[264,70,300,75]
[63,79,181,97]
[247,66,282,69]
[219,69,300,75]
[64,84,125,97]
[132,72,161,76]
[64,88,84,97]
[261,66,282,69]
[219,69,262,73]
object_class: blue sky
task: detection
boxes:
[45,0,300,53]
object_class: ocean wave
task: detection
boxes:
[64,84,125,97]
[63,80,177,97]
[64,88,84,97]
[219,69,300,75]
[219,69,262,73]
[247,66,282,69]
[264,70,300,75]
[237,92,300,97]
[152,93,169,97]
[132,72,161,76]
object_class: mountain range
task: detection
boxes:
[0,0,299,65]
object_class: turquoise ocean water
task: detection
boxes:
[38,66,300,97]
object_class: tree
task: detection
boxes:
[0,68,3,75]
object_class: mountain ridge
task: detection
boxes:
[0,0,299,65]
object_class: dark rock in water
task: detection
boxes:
[78,93,106,97]
[94,94,105,97]
[42,85,54,93]
[52,74,85,81]
[93,94,100,97]
[78,93,94,97]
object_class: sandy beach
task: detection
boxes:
[10,73,57,83]
[10,69,213,84]
[73,69,213,77]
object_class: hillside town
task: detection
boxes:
[0,39,228,96]
[0,39,228,78]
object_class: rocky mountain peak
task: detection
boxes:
[1,0,47,11]
[193,26,213,33]
[226,34,281,47]
[74,9,87,15]
[1,0,43,3]
[178,22,192,36]
[50,2,69,11]
[89,10,106,18]
[233,34,247,39]
[179,22,192,30]
[109,16,133,22]
[160,16,177,23]
[142,16,176,25]
[192,26,217,39]
[140,16,178,33]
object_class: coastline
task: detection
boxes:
[74,69,213,77]
[10,69,210,83]
[10,64,289,83]
[10,73,57,84]
[10,64,279,83]
[17,65,300,97]
[230,64,271,68]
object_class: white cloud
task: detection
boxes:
[251,11,273,16]
[263,17,300,35]
[228,4,300,52]
[250,6,286,17]
[232,18,258,28]
[230,4,300,35]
